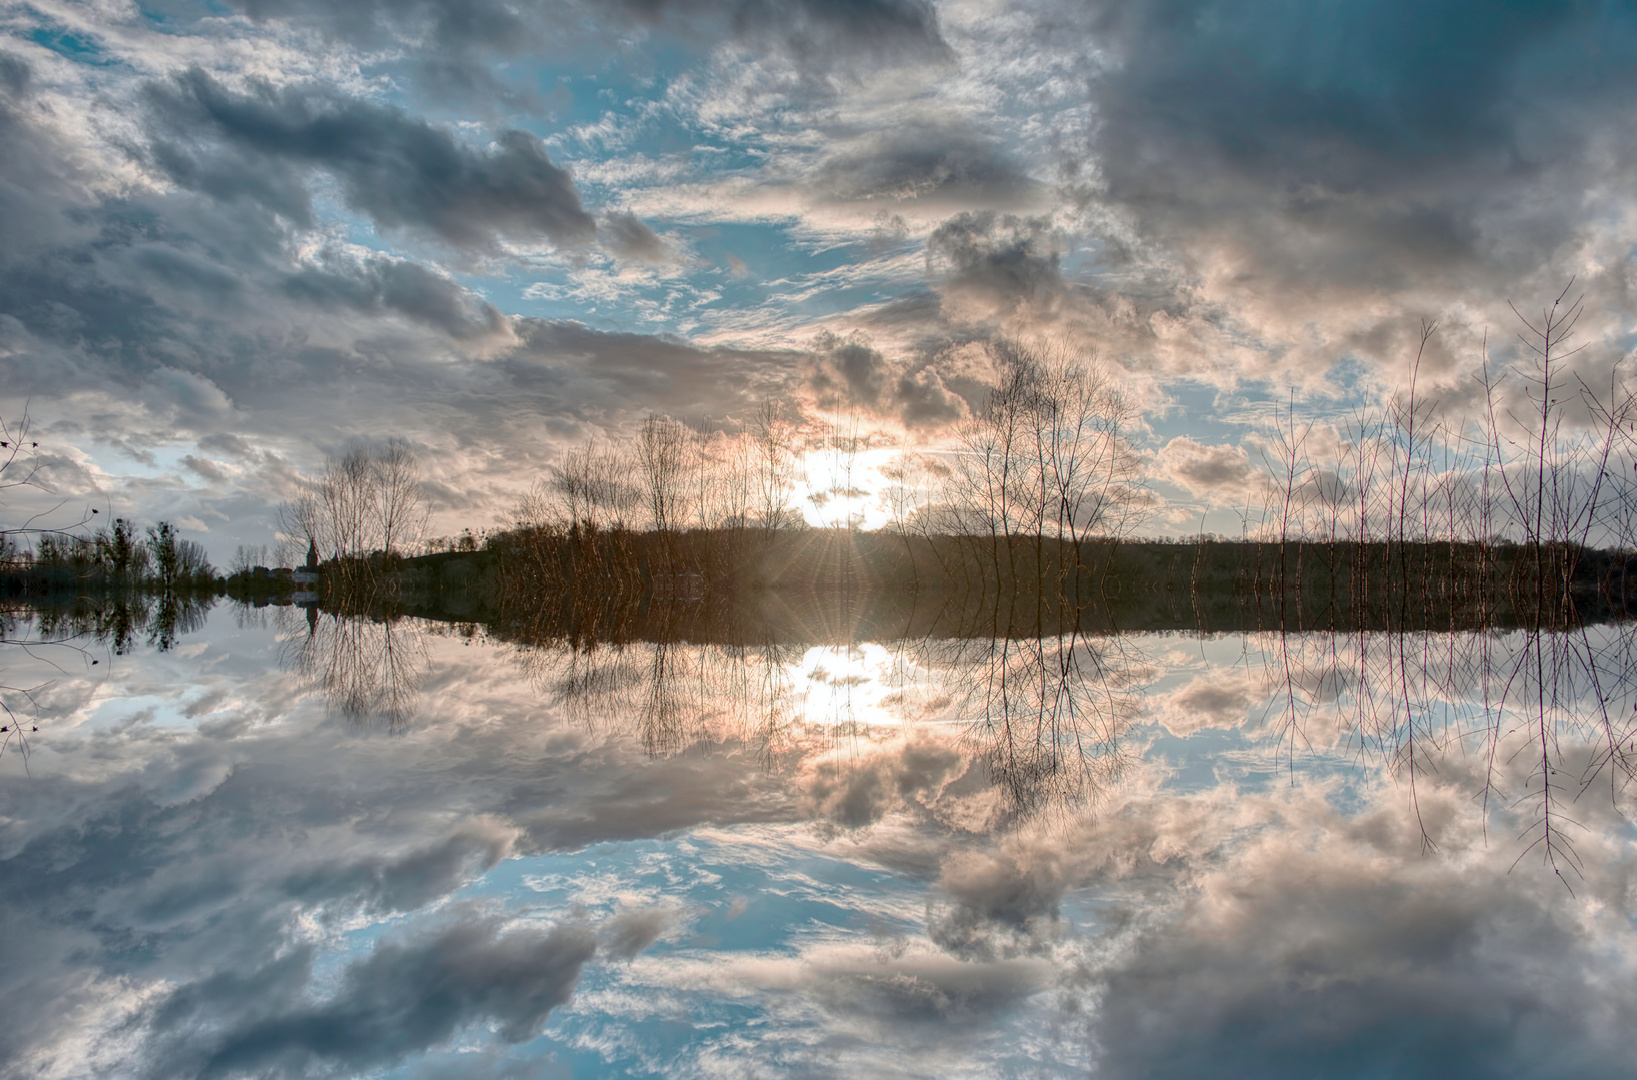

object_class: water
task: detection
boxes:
[5,601,1637,1079]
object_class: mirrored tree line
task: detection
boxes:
[1249,619,1637,884]
[260,583,1637,876]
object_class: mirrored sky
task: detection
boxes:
[5,1,1637,556]
[4,604,1637,1079]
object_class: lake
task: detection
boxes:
[4,598,1635,1079]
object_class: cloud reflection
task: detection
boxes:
[5,605,1637,1077]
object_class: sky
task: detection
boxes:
[4,0,1637,556]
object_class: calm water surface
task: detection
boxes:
[4,603,1636,1079]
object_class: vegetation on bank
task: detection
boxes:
[300,530,1635,644]
[3,518,218,597]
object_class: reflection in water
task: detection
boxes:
[278,600,1637,853]
[1245,622,1637,880]
[509,617,1140,824]
[275,604,429,729]
[927,632,1137,823]
[9,601,1637,1079]
[20,591,213,654]
[3,594,215,762]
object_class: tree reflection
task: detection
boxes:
[515,631,803,763]
[918,630,1137,823]
[506,594,1141,826]
[17,592,213,654]
[1252,620,1637,884]
[272,585,1637,867]
[277,606,429,729]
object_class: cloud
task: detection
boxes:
[1149,668,1264,736]
[228,0,951,74]
[1086,797,1637,1080]
[281,826,520,915]
[599,211,679,265]
[1046,0,1637,385]
[707,0,951,68]
[9,601,1637,1077]
[280,252,509,339]
[508,319,795,420]
[142,69,597,253]
[925,212,1069,322]
[0,71,817,556]
[1084,0,1637,213]
[928,844,1067,960]
[803,330,968,428]
[0,631,814,1075]
[0,51,30,97]
[808,124,1040,211]
[799,948,1052,1025]
[798,737,968,827]
[599,906,674,960]
[1156,435,1258,500]
[9,0,1637,554]
[156,912,597,1079]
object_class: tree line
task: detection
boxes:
[11,518,215,593]
[1218,285,1637,614]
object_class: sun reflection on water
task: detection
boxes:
[788,642,962,735]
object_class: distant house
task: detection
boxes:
[247,565,318,585]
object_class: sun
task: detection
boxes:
[794,446,899,529]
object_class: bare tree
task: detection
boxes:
[275,489,325,567]
[949,341,1147,566]
[751,399,797,532]
[230,544,269,576]
[320,446,377,560]
[374,438,427,557]
[275,441,427,565]
[638,415,692,532]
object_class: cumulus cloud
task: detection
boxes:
[799,737,969,827]
[142,69,597,253]
[925,212,1070,323]
[1087,794,1637,1080]
[155,912,597,1078]
[1149,668,1263,736]
[1156,435,1259,500]
[1047,0,1637,385]
[803,330,968,428]
[929,845,1068,959]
